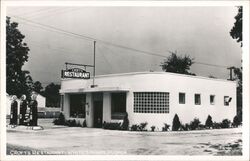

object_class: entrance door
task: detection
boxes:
[93,100,103,128]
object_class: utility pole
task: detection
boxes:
[227,66,235,81]
[91,41,96,88]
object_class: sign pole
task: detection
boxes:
[93,41,96,87]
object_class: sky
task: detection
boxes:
[7,6,242,87]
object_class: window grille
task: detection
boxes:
[133,92,169,113]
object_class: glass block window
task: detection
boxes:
[133,92,169,113]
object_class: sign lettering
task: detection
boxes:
[61,68,90,79]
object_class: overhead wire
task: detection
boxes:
[8,15,233,69]
[9,15,169,58]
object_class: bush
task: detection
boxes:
[221,119,231,128]
[82,120,87,127]
[180,123,190,131]
[76,120,82,127]
[162,123,170,131]
[66,119,77,127]
[53,112,65,125]
[205,115,213,129]
[131,124,139,131]
[172,114,181,131]
[213,122,221,129]
[53,113,87,128]
[190,118,201,130]
[198,124,205,130]
[151,126,156,132]
[232,115,241,127]
[102,122,121,130]
[139,122,148,131]
[121,112,129,130]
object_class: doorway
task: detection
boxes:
[92,93,103,128]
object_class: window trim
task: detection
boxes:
[194,93,201,105]
[179,92,186,104]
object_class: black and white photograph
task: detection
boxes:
[0,1,249,161]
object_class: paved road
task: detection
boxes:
[7,119,242,155]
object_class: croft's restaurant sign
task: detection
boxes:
[61,68,90,79]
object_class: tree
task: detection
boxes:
[44,83,61,107]
[230,6,242,47]
[161,51,195,75]
[172,114,181,131]
[6,16,32,98]
[33,81,43,93]
[205,115,213,129]
[190,118,201,130]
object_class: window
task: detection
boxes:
[134,92,169,113]
[224,96,232,106]
[111,93,126,119]
[70,94,86,118]
[210,95,215,105]
[179,93,185,104]
[194,94,201,105]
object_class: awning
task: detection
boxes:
[60,87,130,94]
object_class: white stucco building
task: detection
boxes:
[60,72,236,130]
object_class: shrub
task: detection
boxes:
[190,118,201,130]
[121,112,129,130]
[172,114,181,131]
[131,124,139,131]
[213,122,221,129]
[102,122,121,130]
[198,124,205,130]
[205,115,213,129]
[180,123,190,131]
[53,112,65,125]
[221,119,231,128]
[76,120,82,127]
[82,120,87,127]
[232,115,241,127]
[139,122,148,131]
[67,119,77,127]
[151,126,156,132]
[162,123,170,131]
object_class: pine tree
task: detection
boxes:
[172,114,181,131]
[205,115,213,129]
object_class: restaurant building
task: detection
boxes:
[59,71,236,130]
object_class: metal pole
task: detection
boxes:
[227,66,235,81]
[93,41,96,87]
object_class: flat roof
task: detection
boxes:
[60,87,130,94]
[61,71,236,84]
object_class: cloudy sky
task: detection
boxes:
[7,6,242,86]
